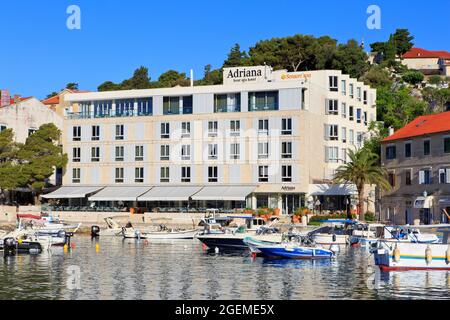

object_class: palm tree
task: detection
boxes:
[333,148,391,221]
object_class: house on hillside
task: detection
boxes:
[401,48,450,76]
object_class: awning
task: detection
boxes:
[414,196,434,209]
[308,184,358,196]
[137,186,203,201]
[42,186,105,199]
[191,185,256,201]
[88,186,152,201]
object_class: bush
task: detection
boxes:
[402,70,424,85]
[364,212,376,221]
[428,75,442,85]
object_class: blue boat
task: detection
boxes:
[243,236,333,259]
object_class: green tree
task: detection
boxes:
[360,65,392,88]
[428,75,443,86]
[17,124,67,204]
[331,39,369,78]
[98,81,120,92]
[402,70,424,85]
[45,92,59,99]
[333,148,391,221]
[196,64,223,85]
[392,28,414,57]
[157,70,190,88]
[0,129,17,163]
[65,83,79,90]
[223,43,250,68]
[120,66,152,90]
[422,87,450,113]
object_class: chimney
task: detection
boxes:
[388,126,395,136]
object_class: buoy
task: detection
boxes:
[446,245,450,265]
[215,247,219,254]
[393,244,400,262]
[95,243,100,253]
[63,244,68,253]
[425,245,432,265]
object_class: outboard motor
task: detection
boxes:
[91,225,100,238]
[3,237,17,256]
[28,242,42,255]
[65,232,74,247]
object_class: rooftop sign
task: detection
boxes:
[223,66,271,85]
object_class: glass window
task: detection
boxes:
[230,143,240,160]
[325,125,339,141]
[419,169,432,184]
[349,129,354,145]
[73,126,81,141]
[363,90,368,104]
[72,168,81,183]
[181,122,191,138]
[424,140,431,155]
[181,167,191,183]
[115,146,124,161]
[182,96,193,114]
[161,123,170,139]
[282,165,292,182]
[405,170,412,185]
[258,142,269,159]
[325,147,339,163]
[342,127,347,143]
[214,93,240,113]
[135,146,144,161]
[115,125,124,140]
[363,111,368,126]
[349,106,354,121]
[258,166,269,182]
[208,121,218,137]
[341,80,346,95]
[163,96,180,115]
[439,168,450,184]
[137,98,153,116]
[248,91,278,111]
[115,168,124,183]
[349,84,354,98]
[405,143,411,158]
[281,142,292,159]
[230,120,240,136]
[208,166,218,182]
[329,76,338,91]
[341,103,347,118]
[356,108,362,123]
[92,125,100,141]
[281,118,292,135]
[72,148,81,162]
[444,137,450,153]
[208,144,218,160]
[135,167,144,183]
[357,87,362,101]
[91,147,100,162]
[161,145,170,161]
[28,128,37,136]
[94,100,113,117]
[388,172,395,187]
[326,100,339,115]
[341,148,347,163]
[115,99,133,117]
[258,119,269,135]
[181,145,191,160]
[160,167,170,183]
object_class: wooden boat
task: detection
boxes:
[373,224,450,271]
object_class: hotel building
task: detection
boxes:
[43,66,376,214]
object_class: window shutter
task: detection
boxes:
[324,125,329,140]
[419,170,425,184]
[325,100,329,114]
[325,147,329,162]
[446,169,450,184]
[439,169,445,183]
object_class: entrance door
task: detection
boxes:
[405,209,413,225]
[283,195,299,215]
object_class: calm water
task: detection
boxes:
[1,236,450,300]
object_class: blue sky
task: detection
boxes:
[0,0,449,99]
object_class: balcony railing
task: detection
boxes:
[66,110,152,119]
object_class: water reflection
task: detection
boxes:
[0,236,449,300]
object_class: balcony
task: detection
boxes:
[214,104,241,113]
[66,109,152,120]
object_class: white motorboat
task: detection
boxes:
[98,217,124,236]
[309,221,354,245]
[123,224,198,240]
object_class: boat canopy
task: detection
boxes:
[308,184,358,196]
[89,186,152,201]
[42,186,105,199]
[191,185,257,201]
[137,186,203,201]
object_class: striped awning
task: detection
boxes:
[191,185,256,201]
[137,186,203,201]
[42,186,105,199]
[89,186,152,201]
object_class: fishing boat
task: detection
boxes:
[372,224,450,271]
[243,235,334,259]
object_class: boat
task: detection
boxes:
[349,223,385,247]
[0,237,42,256]
[309,220,356,246]
[122,224,198,240]
[243,235,334,259]
[372,224,450,271]
[97,217,124,236]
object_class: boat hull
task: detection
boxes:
[374,241,450,271]
[196,234,247,250]
[313,233,348,245]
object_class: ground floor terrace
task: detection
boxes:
[41,184,360,215]
[381,194,450,225]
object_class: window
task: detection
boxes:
[115,99,133,117]
[115,125,124,140]
[92,125,100,141]
[160,167,170,183]
[137,98,153,116]
[281,118,292,135]
[163,96,180,115]
[349,129,354,145]
[385,146,396,160]
[91,147,100,162]
[115,146,124,161]
[230,143,240,160]
[356,108,362,123]
[248,91,278,111]
[181,145,191,160]
[341,80,346,95]
[28,128,36,136]
[363,111,368,126]
[181,122,191,138]
[160,123,170,139]
[230,120,240,136]
[282,165,292,182]
[419,169,432,184]
[424,140,431,156]
[181,167,191,183]
[341,148,347,163]
[258,142,269,159]
[161,145,170,161]
[405,170,412,185]
[182,96,193,114]
[72,148,81,162]
[342,127,347,143]
[388,172,396,187]
[281,142,292,159]
[208,121,218,137]
[444,137,450,153]
[208,166,218,182]
[135,146,144,161]
[115,168,124,183]
[326,100,339,115]
[363,90,368,104]
[208,144,218,160]
[135,168,144,183]
[258,119,269,135]
[439,168,450,184]
[214,93,241,113]
[73,126,81,141]
[329,76,338,91]
[258,166,269,182]
[349,106,354,121]
[357,87,362,101]
[405,142,412,158]
[72,168,81,183]
[325,124,338,141]
[341,103,347,118]
[357,132,364,148]
[325,147,339,163]
[0,125,7,132]
[349,84,354,98]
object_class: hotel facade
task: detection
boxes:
[45,66,376,214]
